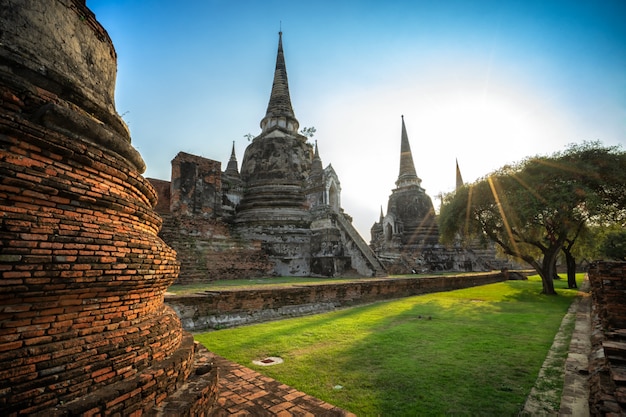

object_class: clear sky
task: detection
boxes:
[87,0,625,241]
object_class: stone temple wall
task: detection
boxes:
[587,261,626,416]
[0,1,217,414]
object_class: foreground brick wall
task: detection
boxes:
[166,272,507,331]
[588,261,626,416]
[0,1,217,414]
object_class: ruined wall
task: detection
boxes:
[149,177,172,214]
[587,261,626,416]
[171,152,222,217]
[159,214,274,284]
[166,272,507,331]
[0,1,217,414]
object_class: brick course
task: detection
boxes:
[0,1,217,414]
[588,261,626,416]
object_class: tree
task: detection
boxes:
[599,229,626,261]
[439,142,626,295]
[300,126,316,138]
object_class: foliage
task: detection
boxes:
[196,275,582,416]
[300,126,316,138]
[439,141,626,294]
[599,229,626,261]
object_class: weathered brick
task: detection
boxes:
[0,3,214,415]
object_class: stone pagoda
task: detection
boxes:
[151,32,385,280]
[370,117,511,273]
[370,116,440,273]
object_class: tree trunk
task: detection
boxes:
[564,249,577,288]
[539,247,559,295]
[539,270,556,295]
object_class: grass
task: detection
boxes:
[167,276,368,294]
[167,271,497,294]
[195,274,584,416]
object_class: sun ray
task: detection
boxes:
[465,185,473,238]
[488,176,520,256]
[510,172,546,203]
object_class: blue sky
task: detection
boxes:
[88,0,625,240]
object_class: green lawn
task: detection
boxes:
[167,272,497,294]
[195,274,583,416]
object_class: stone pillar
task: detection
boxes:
[0,1,216,415]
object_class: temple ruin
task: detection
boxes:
[370,117,505,274]
[0,1,217,414]
[151,32,386,282]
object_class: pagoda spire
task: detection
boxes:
[396,115,422,188]
[455,158,464,190]
[311,140,323,176]
[225,141,240,178]
[260,31,299,135]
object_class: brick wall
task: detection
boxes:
[0,1,218,414]
[159,214,274,284]
[587,261,626,416]
[149,178,172,214]
[170,152,222,217]
[166,272,507,331]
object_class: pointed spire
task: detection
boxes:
[225,141,240,178]
[260,31,299,135]
[311,140,323,177]
[396,115,422,188]
[379,206,384,222]
[455,158,464,190]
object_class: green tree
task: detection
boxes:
[440,142,626,295]
[599,229,626,261]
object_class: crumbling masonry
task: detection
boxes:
[150,32,386,282]
[0,1,218,415]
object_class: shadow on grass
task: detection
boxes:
[197,275,584,416]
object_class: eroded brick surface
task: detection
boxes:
[0,1,217,415]
[588,261,626,416]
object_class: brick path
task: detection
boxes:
[210,355,356,416]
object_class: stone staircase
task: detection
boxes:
[334,211,387,277]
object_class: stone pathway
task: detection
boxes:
[521,279,591,416]
[558,282,591,416]
[210,355,356,416]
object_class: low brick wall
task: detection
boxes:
[587,261,626,416]
[166,272,507,331]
